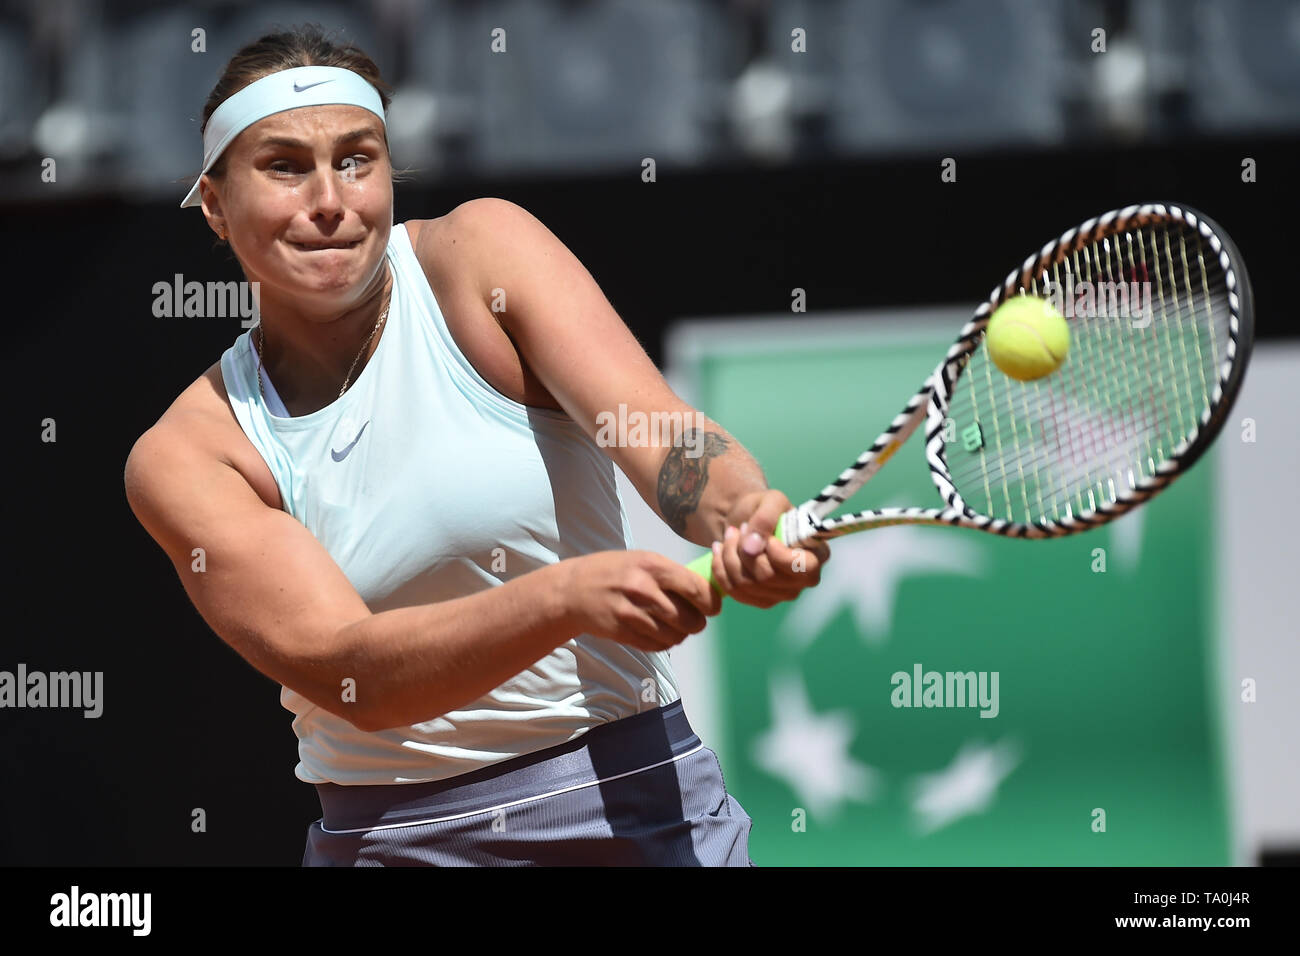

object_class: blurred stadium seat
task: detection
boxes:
[1189,0,1300,133]
[409,0,733,174]
[3,0,1297,201]
[772,0,1067,156]
[0,12,39,162]
[107,6,226,197]
[220,1,378,70]
[104,2,377,198]
[1088,0,1300,138]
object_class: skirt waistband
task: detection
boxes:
[313,699,701,832]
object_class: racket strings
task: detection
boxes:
[944,220,1230,525]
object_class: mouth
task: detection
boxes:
[289,239,362,251]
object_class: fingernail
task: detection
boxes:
[724,525,738,542]
[712,541,722,559]
[742,533,765,556]
[740,522,749,536]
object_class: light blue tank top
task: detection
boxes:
[220,221,679,785]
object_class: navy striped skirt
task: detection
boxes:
[302,699,756,866]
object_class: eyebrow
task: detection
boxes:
[257,127,384,149]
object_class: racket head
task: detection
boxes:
[923,202,1254,538]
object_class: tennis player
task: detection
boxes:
[124,25,830,866]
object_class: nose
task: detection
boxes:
[307,159,346,224]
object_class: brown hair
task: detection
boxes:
[196,23,405,234]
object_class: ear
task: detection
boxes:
[199,177,228,238]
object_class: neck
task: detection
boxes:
[255,263,393,411]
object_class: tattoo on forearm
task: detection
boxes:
[657,430,731,534]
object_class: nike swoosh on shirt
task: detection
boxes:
[331,421,370,461]
[293,80,334,92]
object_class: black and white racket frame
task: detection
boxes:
[782,202,1254,545]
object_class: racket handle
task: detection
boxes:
[686,514,788,596]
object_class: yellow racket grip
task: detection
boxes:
[685,514,788,596]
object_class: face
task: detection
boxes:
[199,103,392,311]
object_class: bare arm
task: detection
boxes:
[652,422,769,543]
[421,198,770,547]
[426,198,829,608]
[124,422,579,732]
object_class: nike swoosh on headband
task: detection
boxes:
[180,66,386,209]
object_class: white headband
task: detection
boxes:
[180,65,386,209]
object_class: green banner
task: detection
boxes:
[678,319,1230,865]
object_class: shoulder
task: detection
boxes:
[402,198,554,281]
[138,361,231,451]
[395,201,567,411]
[126,362,226,496]
[128,359,282,510]
[417,197,540,239]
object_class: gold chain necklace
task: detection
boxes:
[254,298,390,405]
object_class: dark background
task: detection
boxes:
[5,136,1295,865]
[2,0,1298,865]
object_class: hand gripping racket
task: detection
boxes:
[687,202,1254,594]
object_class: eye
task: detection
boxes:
[268,160,298,174]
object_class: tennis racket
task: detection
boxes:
[687,202,1254,594]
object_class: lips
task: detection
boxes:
[290,239,362,251]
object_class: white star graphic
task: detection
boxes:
[779,526,985,650]
[750,671,879,823]
[909,739,1022,836]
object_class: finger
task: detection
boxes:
[721,524,768,589]
[637,571,714,635]
[617,604,677,650]
[732,523,779,586]
[616,632,661,653]
[650,589,709,635]
[629,591,691,639]
[794,535,831,563]
[734,542,825,605]
[633,568,686,621]
[656,558,722,616]
[626,629,684,652]
[764,540,828,583]
[624,601,690,649]
[728,582,791,609]
[710,539,733,595]
[738,492,791,557]
[697,560,723,616]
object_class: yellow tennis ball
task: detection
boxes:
[985,295,1070,381]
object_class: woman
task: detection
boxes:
[124,25,830,866]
